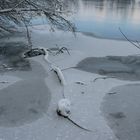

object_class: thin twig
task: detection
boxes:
[11,0,26,11]
[119,27,140,49]
[24,23,32,48]
[55,47,70,55]
[0,8,43,14]
[93,76,116,82]
[136,40,140,47]
[21,16,32,48]
[67,117,92,132]
[0,25,13,33]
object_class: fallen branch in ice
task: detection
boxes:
[93,76,116,82]
[75,81,86,85]
[55,47,70,55]
[107,92,117,95]
[66,117,92,132]
[23,48,46,58]
[42,48,52,65]
[24,48,67,86]
[61,66,77,71]
[46,47,70,56]
[0,81,9,84]
[25,47,92,131]
[57,98,92,132]
[81,91,85,94]
[42,48,67,86]
[52,66,67,86]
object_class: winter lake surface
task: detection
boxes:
[73,0,140,41]
[101,83,140,140]
[76,55,140,140]
[0,44,51,127]
[1,0,140,140]
[32,0,140,41]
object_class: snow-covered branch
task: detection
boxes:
[0,8,70,14]
[0,8,41,14]
[0,0,75,34]
[52,66,67,86]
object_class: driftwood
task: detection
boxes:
[23,48,46,58]
[52,66,67,86]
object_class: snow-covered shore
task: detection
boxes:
[0,26,140,140]
[31,26,140,140]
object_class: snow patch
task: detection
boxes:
[57,98,71,117]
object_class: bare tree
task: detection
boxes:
[0,0,75,47]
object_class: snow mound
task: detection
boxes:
[57,98,71,117]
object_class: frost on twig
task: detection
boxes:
[46,47,70,56]
[0,0,76,34]
[52,66,66,86]
[55,47,70,55]
[24,47,67,86]
[93,76,116,82]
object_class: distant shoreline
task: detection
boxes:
[80,31,140,42]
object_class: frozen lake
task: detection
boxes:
[102,84,140,140]
[1,0,140,139]
[32,0,140,41]
[73,0,140,41]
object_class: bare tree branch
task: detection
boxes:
[0,0,75,35]
[119,27,140,50]
[11,0,27,11]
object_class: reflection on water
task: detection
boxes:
[102,84,140,140]
[72,0,140,41]
[31,0,140,41]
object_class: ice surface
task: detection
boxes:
[0,25,140,140]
